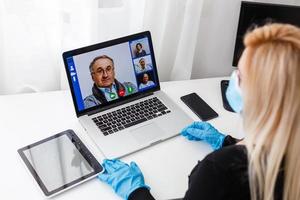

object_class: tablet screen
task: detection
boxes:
[18,130,103,197]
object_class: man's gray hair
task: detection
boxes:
[89,55,114,73]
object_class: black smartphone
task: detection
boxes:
[180,92,218,121]
[220,80,234,112]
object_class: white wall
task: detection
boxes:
[191,0,300,79]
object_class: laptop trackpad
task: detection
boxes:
[130,123,165,144]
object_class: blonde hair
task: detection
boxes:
[242,24,300,200]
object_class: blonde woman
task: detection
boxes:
[97,23,300,200]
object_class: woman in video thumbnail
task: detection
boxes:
[135,43,146,57]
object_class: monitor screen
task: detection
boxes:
[232,1,300,66]
[63,32,159,115]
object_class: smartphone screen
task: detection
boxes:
[181,93,218,121]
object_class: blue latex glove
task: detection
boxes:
[181,122,226,150]
[98,159,150,200]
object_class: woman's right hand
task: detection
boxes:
[181,122,226,150]
[98,159,150,200]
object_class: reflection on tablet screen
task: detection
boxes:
[23,134,94,192]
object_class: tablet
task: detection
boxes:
[18,129,103,198]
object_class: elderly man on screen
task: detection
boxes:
[84,55,137,109]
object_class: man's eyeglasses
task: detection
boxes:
[92,66,113,76]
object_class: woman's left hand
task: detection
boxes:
[181,121,226,150]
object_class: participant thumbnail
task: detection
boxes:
[130,38,150,58]
[133,55,153,74]
[137,72,156,90]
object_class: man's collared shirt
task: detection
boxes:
[99,83,119,102]
[134,64,152,74]
[83,81,138,109]
[138,81,155,90]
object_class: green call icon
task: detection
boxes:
[127,86,133,93]
[109,93,116,99]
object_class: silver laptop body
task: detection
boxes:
[63,31,193,159]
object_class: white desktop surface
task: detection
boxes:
[0,77,243,200]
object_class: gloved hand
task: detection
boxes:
[98,159,150,200]
[181,122,226,150]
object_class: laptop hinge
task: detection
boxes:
[86,92,154,116]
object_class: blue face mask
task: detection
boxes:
[226,71,243,113]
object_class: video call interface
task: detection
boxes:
[66,37,158,112]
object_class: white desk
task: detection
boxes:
[0,77,243,200]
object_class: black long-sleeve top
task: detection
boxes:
[128,136,283,200]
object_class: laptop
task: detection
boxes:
[63,31,193,159]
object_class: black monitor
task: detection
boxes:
[232,1,300,67]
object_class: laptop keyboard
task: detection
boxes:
[92,97,171,136]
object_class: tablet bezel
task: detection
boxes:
[18,129,103,197]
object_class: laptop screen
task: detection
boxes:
[63,31,160,116]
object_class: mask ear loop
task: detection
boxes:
[233,70,242,94]
[236,69,242,86]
